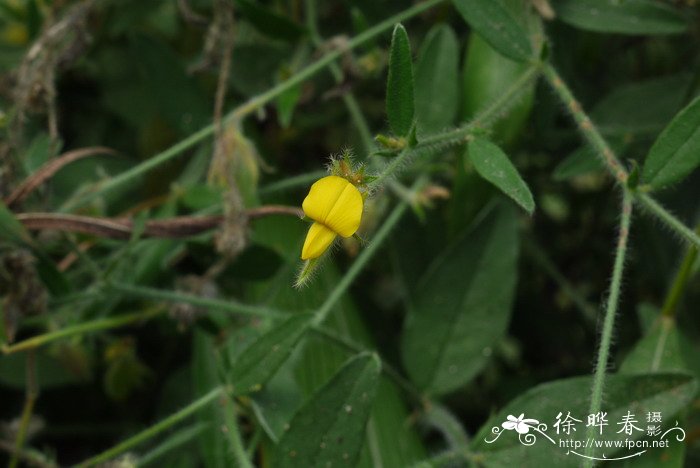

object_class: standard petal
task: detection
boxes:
[302,176,350,224]
[301,222,337,260]
[324,182,363,237]
[302,176,363,237]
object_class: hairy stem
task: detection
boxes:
[76,387,224,467]
[660,224,699,317]
[635,193,700,250]
[107,282,286,318]
[584,191,633,465]
[543,62,700,251]
[370,64,540,189]
[541,63,628,184]
[305,0,374,153]
[62,0,446,212]
[1,308,163,354]
[231,0,445,121]
[222,399,253,468]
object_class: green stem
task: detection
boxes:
[312,194,411,326]
[258,170,326,196]
[523,237,598,324]
[9,351,38,468]
[584,191,633,466]
[60,123,219,212]
[305,0,420,208]
[1,308,163,354]
[305,0,374,153]
[62,0,446,212]
[635,193,700,250]
[420,64,541,147]
[541,63,628,184]
[0,440,56,468]
[370,64,540,189]
[222,399,253,468]
[77,387,224,467]
[422,403,471,448]
[660,224,699,317]
[107,282,286,319]
[137,423,210,467]
[232,0,445,121]
[542,63,700,251]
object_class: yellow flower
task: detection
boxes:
[301,175,363,260]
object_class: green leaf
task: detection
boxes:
[350,8,375,51]
[401,204,519,395]
[621,317,700,379]
[236,0,305,42]
[386,23,415,137]
[193,330,229,468]
[248,223,426,467]
[23,131,55,174]
[554,0,688,35]
[274,353,381,468]
[617,431,686,468]
[642,95,700,188]
[469,138,535,214]
[591,74,693,137]
[471,373,698,466]
[0,199,31,245]
[229,313,312,395]
[452,0,533,62]
[179,184,223,211]
[275,83,301,128]
[414,24,459,136]
[462,32,536,146]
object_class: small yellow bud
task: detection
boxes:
[300,176,363,260]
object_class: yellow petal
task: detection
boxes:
[301,222,337,260]
[302,176,363,237]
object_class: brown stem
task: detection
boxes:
[5,147,117,207]
[15,205,303,239]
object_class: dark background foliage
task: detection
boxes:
[0,0,699,466]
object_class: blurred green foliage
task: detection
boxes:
[0,0,699,467]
